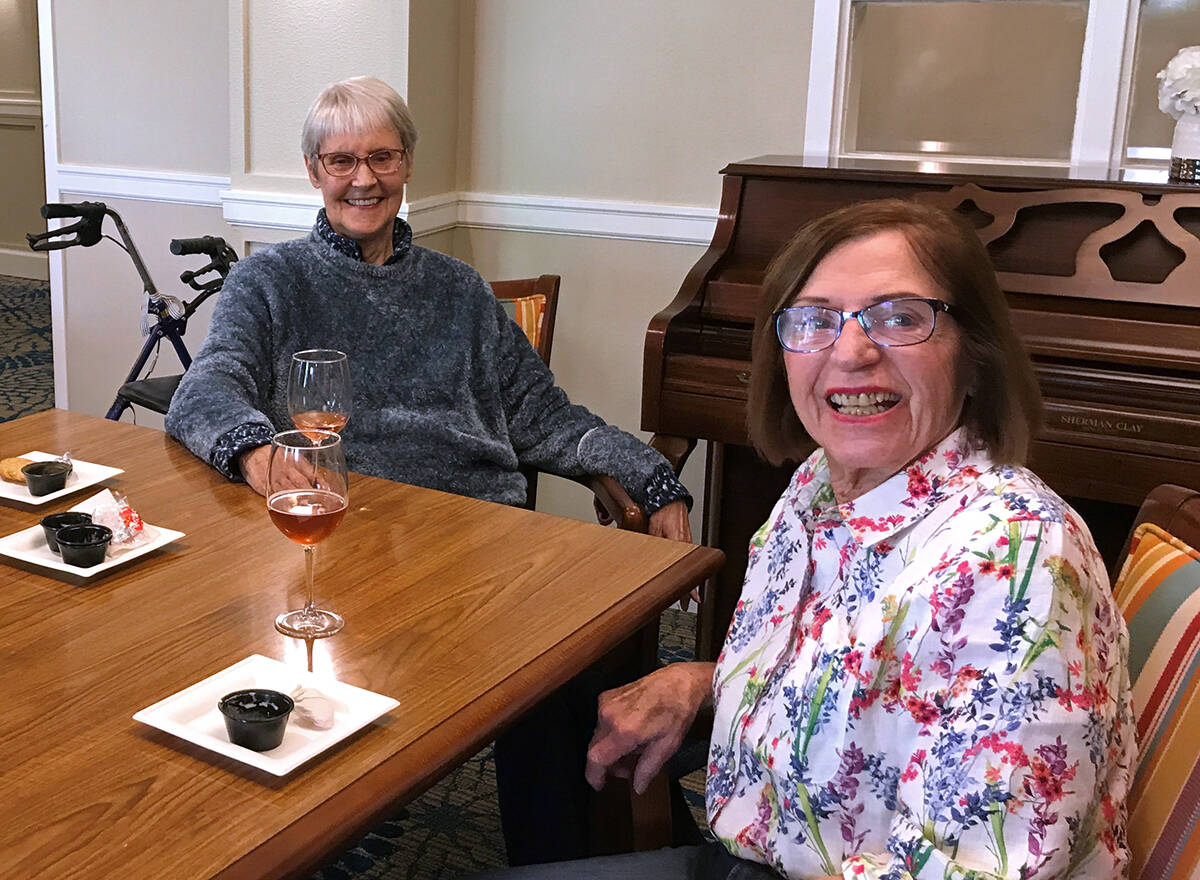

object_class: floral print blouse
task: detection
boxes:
[707,428,1136,879]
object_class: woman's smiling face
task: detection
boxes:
[305,125,411,264]
[783,229,967,501]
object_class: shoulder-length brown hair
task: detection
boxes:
[747,198,1041,467]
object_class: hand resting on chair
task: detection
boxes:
[585,661,715,796]
[647,499,692,543]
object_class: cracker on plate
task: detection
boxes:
[0,457,33,483]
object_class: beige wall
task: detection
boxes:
[414,227,455,254]
[407,0,462,200]
[0,0,40,90]
[452,226,709,525]
[48,0,233,418]
[0,0,47,280]
[461,0,811,204]
[53,0,229,173]
[230,0,412,196]
[447,1,816,522]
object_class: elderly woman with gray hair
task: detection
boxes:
[167,76,690,535]
[165,76,692,864]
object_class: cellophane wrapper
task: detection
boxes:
[89,489,153,548]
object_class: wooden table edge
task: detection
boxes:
[215,544,725,879]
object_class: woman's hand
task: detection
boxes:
[648,500,691,543]
[646,501,701,607]
[585,661,715,795]
[237,445,271,496]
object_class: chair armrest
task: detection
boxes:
[575,434,696,533]
[649,434,696,475]
[586,474,649,533]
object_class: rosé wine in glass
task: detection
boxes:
[289,350,351,441]
[268,488,347,545]
[268,429,347,639]
[291,411,349,442]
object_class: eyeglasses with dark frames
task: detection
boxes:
[316,148,407,178]
[774,297,953,353]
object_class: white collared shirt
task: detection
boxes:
[707,428,1136,879]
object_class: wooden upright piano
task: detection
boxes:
[644,156,1200,660]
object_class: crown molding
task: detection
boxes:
[41,165,718,245]
[219,188,321,230]
[56,164,229,206]
[407,192,460,236]
[0,97,41,118]
[456,191,716,245]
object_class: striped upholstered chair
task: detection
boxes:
[1112,484,1200,878]
[492,275,560,368]
[491,275,558,513]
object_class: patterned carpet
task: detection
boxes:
[0,274,54,422]
[310,608,705,879]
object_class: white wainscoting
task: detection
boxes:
[220,187,317,229]
[455,192,717,245]
[0,97,41,118]
[55,165,229,206]
[44,166,719,245]
[0,247,48,280]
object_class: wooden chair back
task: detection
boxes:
[490,274,560,367]
[489,272,652,532]
[490,275,561,510]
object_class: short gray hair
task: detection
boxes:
[300,76,418,160]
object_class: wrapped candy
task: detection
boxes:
[290,685,336,729]
[88,489,153,548]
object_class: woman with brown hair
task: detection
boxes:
[483,200,1136,879]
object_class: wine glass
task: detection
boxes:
[268,429,348,639]
[289,349,352,438]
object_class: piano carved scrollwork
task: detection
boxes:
[916,184,1200,305]
[643,157,1200,660]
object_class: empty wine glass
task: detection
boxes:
[268,429,348,639]
[289,349,352,438]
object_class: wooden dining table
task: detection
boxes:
[0,410,724,879]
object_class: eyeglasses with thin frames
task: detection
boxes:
[774,297,953,353]
[316,148,407,178]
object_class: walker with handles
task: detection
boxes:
[26,200,237,420]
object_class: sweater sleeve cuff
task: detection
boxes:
[210,422,275,481]
[641,462,693,517]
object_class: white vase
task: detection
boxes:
[1170,113,1200,182]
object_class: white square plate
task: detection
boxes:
[133,654,400,775]
[0,451,124,506]
[0,491,185,578]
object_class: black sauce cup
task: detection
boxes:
[218,689,294,751]
[55,524,112,568]
[21,460,72,496]
[40,511,93,553]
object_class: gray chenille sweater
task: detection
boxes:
[165,228,688,514]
